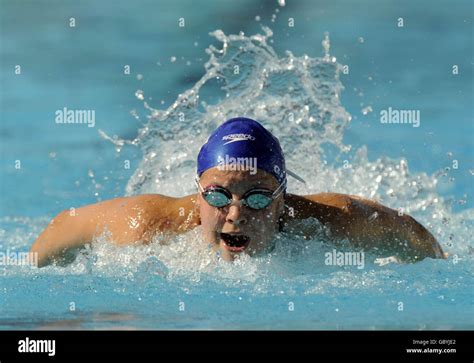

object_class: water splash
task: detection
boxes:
[111,26,351,197]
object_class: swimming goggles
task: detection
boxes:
[195,176,286,210]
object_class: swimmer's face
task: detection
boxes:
[197,167,285,261]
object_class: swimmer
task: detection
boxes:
[31,117,447,267]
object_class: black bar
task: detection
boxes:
[0,330,472,362]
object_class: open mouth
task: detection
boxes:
[219,232,251,252]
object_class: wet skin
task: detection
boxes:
[31,167,446,267]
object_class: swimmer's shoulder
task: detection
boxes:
[132,193,200,240]
[292,192,388,217]
[283,193,354,238]
[284,192,354,220]
[299,192,362,209]
[285,191,402,233]
[75,193,199,244]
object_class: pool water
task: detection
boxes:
[0,0,473,329]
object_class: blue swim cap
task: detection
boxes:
[197,117,286,186]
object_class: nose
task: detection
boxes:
[225,202,248,225]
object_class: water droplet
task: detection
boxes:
[322,32,330,59]
[361,106,373,115]
[135,90,144,101]
[368,212,378,222]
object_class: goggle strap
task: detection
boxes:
[272,178,287,198]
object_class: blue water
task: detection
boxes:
[0,0,473,329]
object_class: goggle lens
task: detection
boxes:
[203,189,230,208]
[245,192,273,209]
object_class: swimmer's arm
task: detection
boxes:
[31,194,198,267]
[344,195,446,261]
[31,208,95,267]
[289,193,446,261]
